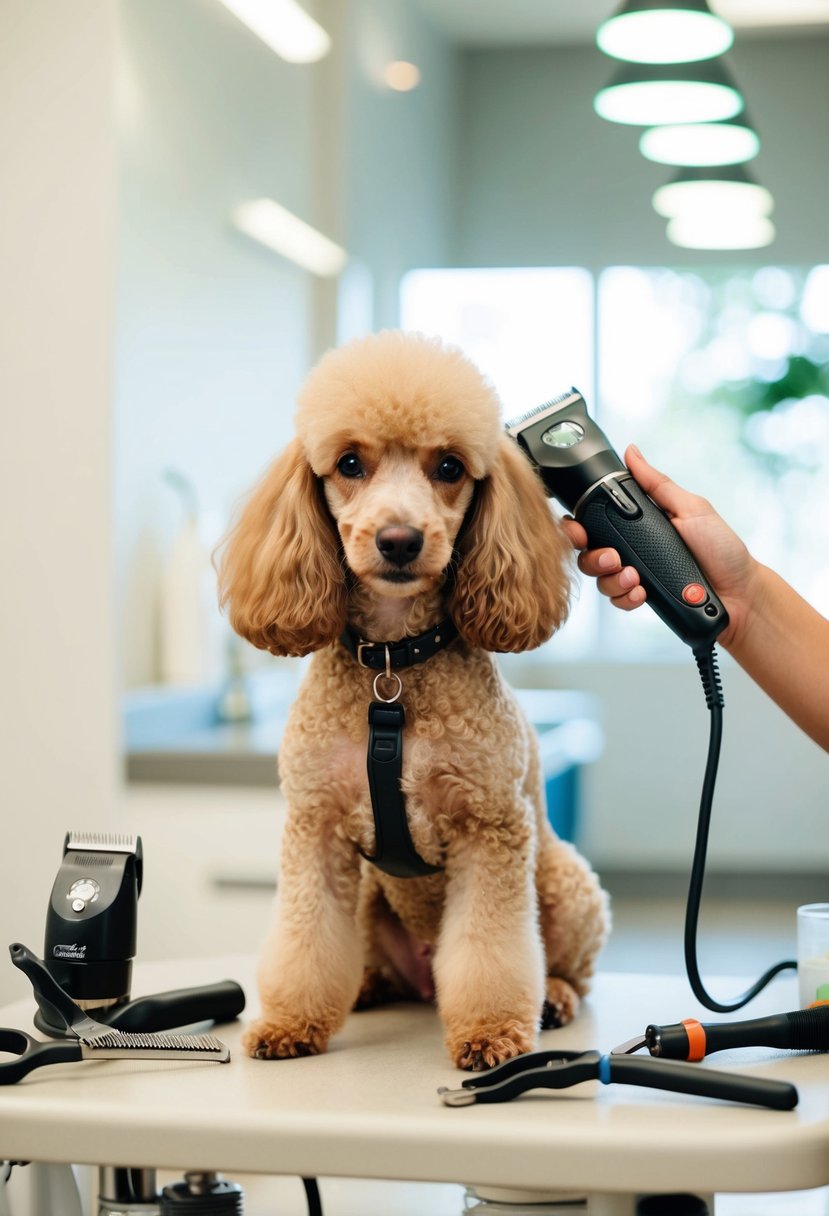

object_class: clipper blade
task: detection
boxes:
[65,831,139,854]
[504,387,582,435]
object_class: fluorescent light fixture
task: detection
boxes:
[233,199,347,277]
[640,115,760,166]
[652,164,774,218]
[597,0,734,64]
[384,61,421,91]
[666,213,776,248]
[594,60,743,126]
[216,0,330,64]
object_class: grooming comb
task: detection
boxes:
[2,943,230,1082]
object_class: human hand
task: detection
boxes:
[561,445,757,647]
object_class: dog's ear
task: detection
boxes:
[448,435,571,652]
[216,438,347,656]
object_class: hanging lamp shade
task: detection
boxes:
[652,164,774,219]
[640,113,760,166]
[594,59,744,126]
[667,213,775,249]
[596,0,734,65]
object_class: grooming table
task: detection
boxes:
[0,958,827,1214]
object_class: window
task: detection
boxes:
[401,264,829,660]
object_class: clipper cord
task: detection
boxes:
[685,646,796,1012]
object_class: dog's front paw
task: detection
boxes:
[242,1017,329,1060]
[448,1020,535,1071]
[540,977,580,1029]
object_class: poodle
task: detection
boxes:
[217,330,610,1071]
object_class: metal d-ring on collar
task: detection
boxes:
[339,620,457,879]
[371,644,402,704]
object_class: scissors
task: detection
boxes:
[0,943,230,1084]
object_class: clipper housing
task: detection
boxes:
[43,832,143,1019]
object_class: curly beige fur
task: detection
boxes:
[217,331,610,1071]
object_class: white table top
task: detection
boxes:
[0,957,827,1198]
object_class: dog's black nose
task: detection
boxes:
[375,525,424,568]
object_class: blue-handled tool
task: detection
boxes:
[438,1048,798,1111]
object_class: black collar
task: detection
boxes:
[339,618,458,672]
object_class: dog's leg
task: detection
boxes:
[536,829,611,1028]
[434,833,545,1071]
[243,815,363,1060]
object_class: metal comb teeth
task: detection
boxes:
[79,1028,231,1062]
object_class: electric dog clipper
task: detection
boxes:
[43,832,142,1022]
[507,389,800,1015]
[506,389,728,652]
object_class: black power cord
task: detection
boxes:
[302,1176,323,1216]
[686,647,796,1013]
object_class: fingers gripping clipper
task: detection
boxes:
[506,389,728,653]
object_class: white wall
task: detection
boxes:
[0,1,120,1004]
[115,0,322,689]
[337,0,460,327]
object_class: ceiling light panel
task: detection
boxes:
[217,0,331,63]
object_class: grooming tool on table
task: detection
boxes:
[0,944,230,1084]
[43,831,143,1016]
[437,1048,798,1111]
[37,830,245,1038]
[87,979,245,1035]
[506,389,728,652]
[613,1003,829,1060]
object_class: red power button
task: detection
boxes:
[682,583,708,605]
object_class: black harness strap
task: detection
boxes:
[339,619,457,879]
[364,701,441,878]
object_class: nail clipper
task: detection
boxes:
[438,1048,798,1111]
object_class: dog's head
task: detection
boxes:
[217,331,571,656]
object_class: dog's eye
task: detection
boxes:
[337,453,364,479]
[435,455,465,483]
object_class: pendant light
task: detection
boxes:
[594,58,744,126]
[667,214,776,249]
[596,0,734,65]
[640,113,760,166]
[652,164,774,219]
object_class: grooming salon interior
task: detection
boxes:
[2,1,829,1214]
